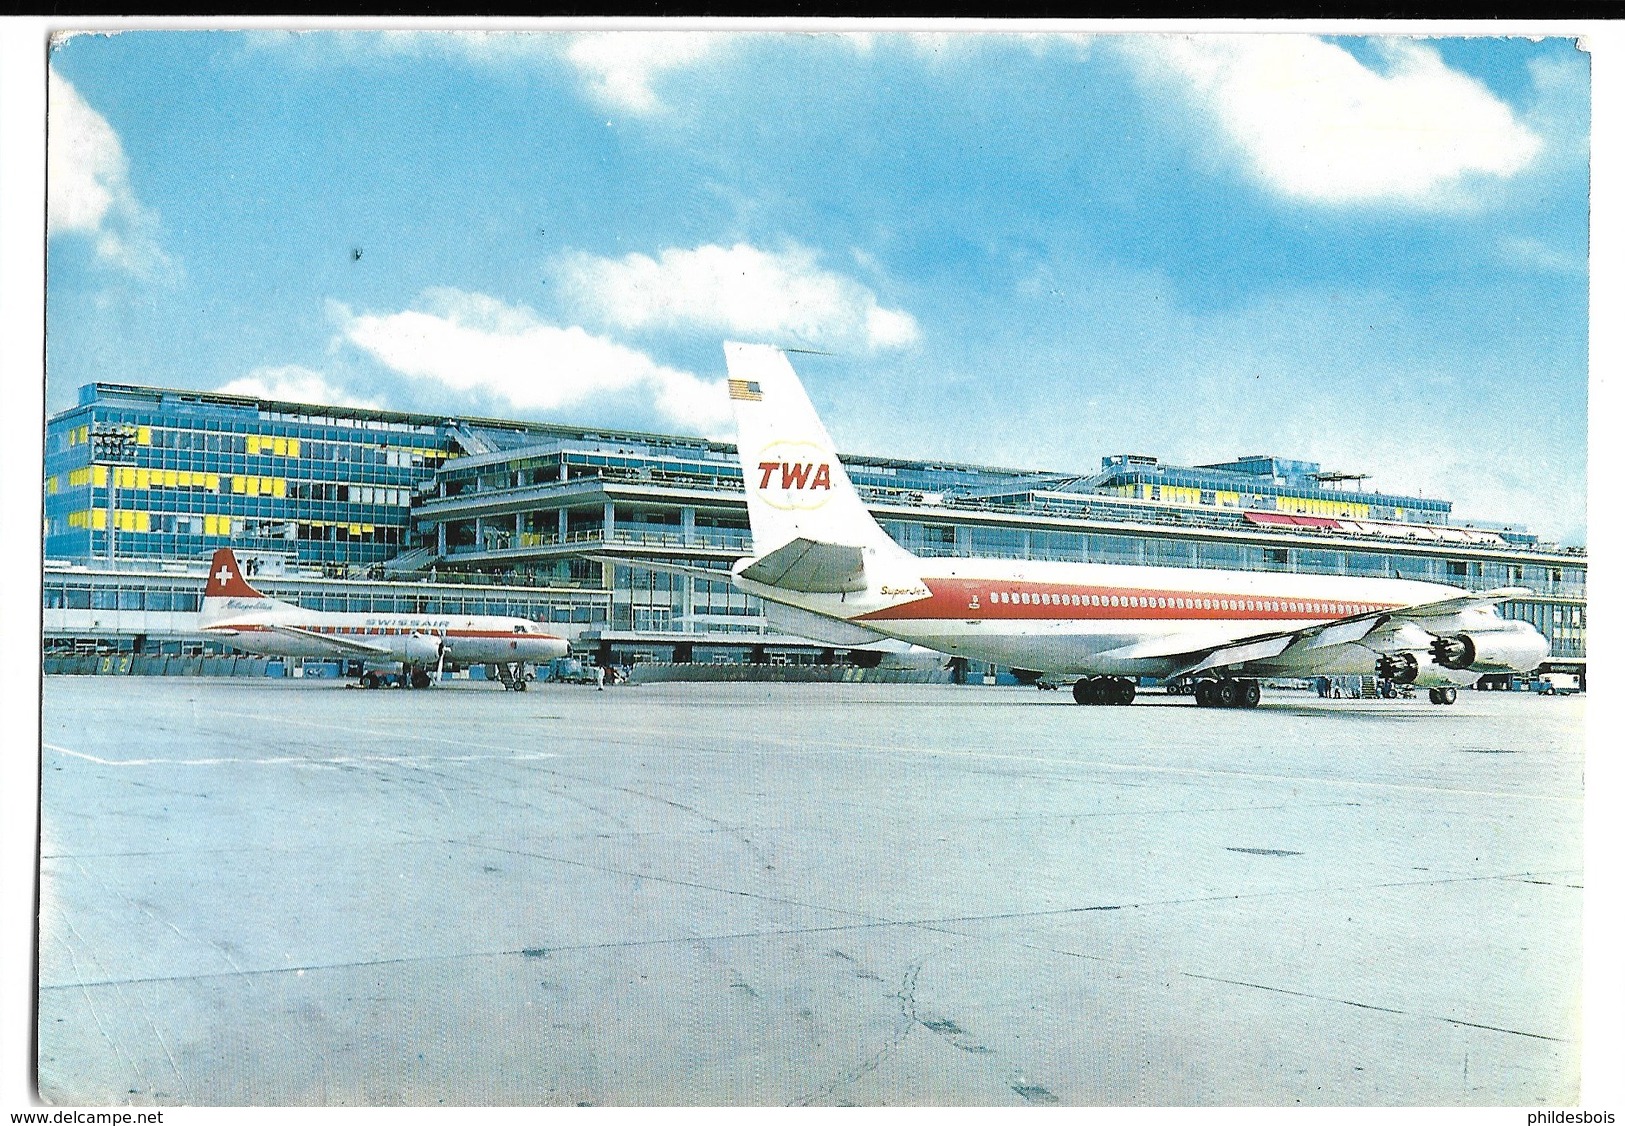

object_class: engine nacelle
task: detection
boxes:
[405,631,443,663]
[1376,652,1419,684]
[1429,622,1549,674]
[1375,651,1467,689]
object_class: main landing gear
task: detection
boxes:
[1193,677,1262,709]
[1072,676,1136,706]
[1427,686,1458,706]
[493,662,530,691]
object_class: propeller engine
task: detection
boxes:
[405,631,444,664]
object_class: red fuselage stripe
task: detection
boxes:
[208,624,563,641]
[854,576,1402,623]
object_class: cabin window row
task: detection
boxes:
[986,591,1378,615]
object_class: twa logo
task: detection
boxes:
[755,441,835,511]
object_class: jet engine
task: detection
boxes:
[1428,621,1549,674]
[1374,651,1463,689]
[404,631,444,663]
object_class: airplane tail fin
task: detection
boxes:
[724,342,908,563]
[200,548,271,622]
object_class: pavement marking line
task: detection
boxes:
[537,724,1581,805]
[163,706,567,757]
[750,741,1584,805]
[39,907,1574,1049]
[42,742,556,769]
[1174,970,1568,1042]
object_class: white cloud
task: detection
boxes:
[564,32,731,115]
[47,70,169,275]
[1498,234,1585,274]
[218,366,380,410]
[336,289,731,433]
[1117,36,1543,206]
[560,242,920,352]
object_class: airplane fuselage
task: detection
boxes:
[736,555,1475,680]
[202,597,568,666]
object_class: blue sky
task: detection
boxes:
[45,29,1590,543]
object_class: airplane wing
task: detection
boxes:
[264,623,392,656]
[1097,586,1533,678]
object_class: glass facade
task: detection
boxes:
[44,384,456,567]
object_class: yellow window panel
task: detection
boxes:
[245,477,259,497]
[273,437,288,456]
[93,465,108,487]
[163,469,177,487]
[136,426,152,445]
[207,474,220,491]
[272,478,286,498]
[246,436,260,455]
[91,509,106,529]
[349,523,362,536]
[288,438,300,457]
[231,476,245,494]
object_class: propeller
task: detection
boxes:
[435,632,447,685]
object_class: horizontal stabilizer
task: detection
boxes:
[582,555,734,581]
[760,601,891,645]
[739,537,866,594]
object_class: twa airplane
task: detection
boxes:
[197,548,568,689]
[721,342,1549,708]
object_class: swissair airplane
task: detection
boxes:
[721,342,1549,708]
[198,548,569,689]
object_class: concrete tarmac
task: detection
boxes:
[37,677,1583,1106]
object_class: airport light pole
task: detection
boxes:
[90,424,138,566]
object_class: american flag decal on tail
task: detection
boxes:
[728,379,763,401]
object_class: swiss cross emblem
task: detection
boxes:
[215,566,233,587]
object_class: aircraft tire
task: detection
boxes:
[1215,679,1239,708]
[1439,686,1456,705]
[410,668,432,690]
[1194,681,1214,707]
[362,672,380,689]
[1240,680,1261,708]
[1114,678,1136,705]
[1072,679,1089,705]
[515,678,528,692]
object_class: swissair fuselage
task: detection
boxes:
[198,549,568,668]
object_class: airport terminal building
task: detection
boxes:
[43,381,1587,680]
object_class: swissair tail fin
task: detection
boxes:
[200,548,275,622]
[724,342,908,563]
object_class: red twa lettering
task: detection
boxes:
[757,461,834,490]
